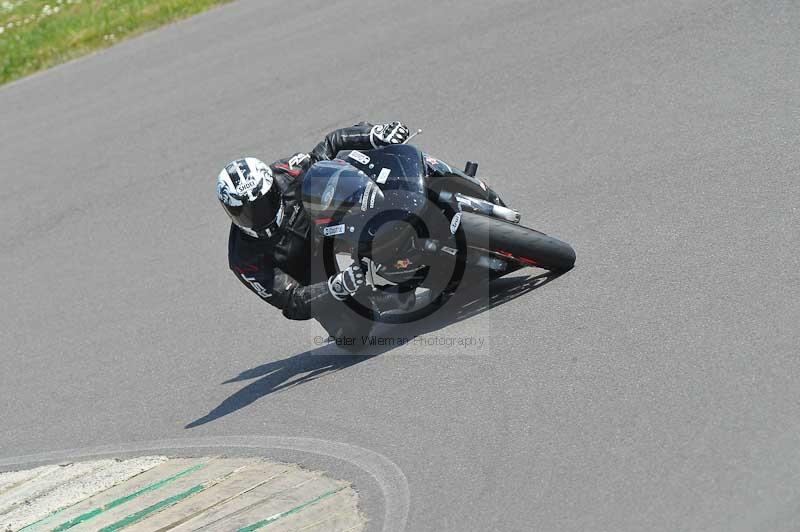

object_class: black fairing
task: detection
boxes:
[302,145,429,259]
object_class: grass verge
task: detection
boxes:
[0,0,234,85]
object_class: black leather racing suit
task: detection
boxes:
[227,123,378,334]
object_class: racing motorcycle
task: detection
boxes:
[301,136,575,322]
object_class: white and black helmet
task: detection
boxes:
[216,157,283,238]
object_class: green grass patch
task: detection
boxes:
[0,0,234,85]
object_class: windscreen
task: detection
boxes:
[301,160,373,217]
[335,145,426,194]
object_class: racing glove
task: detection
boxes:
[370,121,410,148]
[328,261,367,301]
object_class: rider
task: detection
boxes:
[216,122,410,340]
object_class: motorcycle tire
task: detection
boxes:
[458,212,576,272]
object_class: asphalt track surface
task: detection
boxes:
[1,1,799,530]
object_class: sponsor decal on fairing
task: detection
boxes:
[348,150,370,165]
[450,212,462,234]
[323,223,346,237]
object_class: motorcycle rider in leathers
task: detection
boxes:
[216,122,410,341]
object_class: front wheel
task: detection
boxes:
[458,212,576,272]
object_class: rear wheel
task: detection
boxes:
[458,212,576,272]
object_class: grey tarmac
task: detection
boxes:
[1,1,799,531]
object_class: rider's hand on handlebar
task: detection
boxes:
[370,121,410,147]
[328,261,367,301]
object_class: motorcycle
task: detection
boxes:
[301,136,575,323]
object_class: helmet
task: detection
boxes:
[216,157,283,238]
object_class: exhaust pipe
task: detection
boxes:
[441,192,520,223]
[489,204,522,223]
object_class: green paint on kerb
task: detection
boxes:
[99,483,205,532]
[18,506,66,531]
[46,462,206,531]
[96,465,243,532]
[237,486,346,531]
